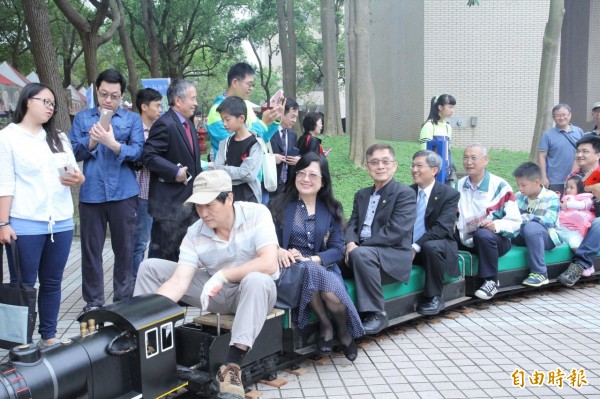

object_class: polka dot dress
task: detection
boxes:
[290,200,364,338]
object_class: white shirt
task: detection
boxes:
[178,202,280,279]
[0,123,79,223]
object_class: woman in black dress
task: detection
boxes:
[297,112,323,156]
[269,153,363,361]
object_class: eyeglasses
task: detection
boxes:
[553,113,570,119]
[31,97,56,110]
[411,163,430,170]
[296,171,322,180]
[98,91,122,101]
[367,159,395,167]
[576,149,598,155]
[237,80,255,88]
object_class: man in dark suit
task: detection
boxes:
[410,150,460,315]
[143,79,202,262]
[270,97,300,194]
[345,144,416,334]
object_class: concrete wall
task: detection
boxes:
[370,0,561,151]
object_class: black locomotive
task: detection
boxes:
[1,246,598,399]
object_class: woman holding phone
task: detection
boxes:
[0,83,85,347]
[269,153,363,361]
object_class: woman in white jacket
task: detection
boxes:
[0,83,85,347]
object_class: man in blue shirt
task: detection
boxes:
[69,69,144,312]
[538,103,584,194]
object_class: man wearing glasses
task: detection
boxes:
[344,144,416,334]
[538,103,584,194]
[206,63,284,204]
[69,69,144,313]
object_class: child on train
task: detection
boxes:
[512,162,563,287]
[557,175,595,253]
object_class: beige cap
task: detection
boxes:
[593,101,600,111]
[184,170,232,205]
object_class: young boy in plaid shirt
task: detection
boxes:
[512,162,563,286]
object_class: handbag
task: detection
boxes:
[274,262,306,309]
[257,138,278,193]
[0,239,38,349]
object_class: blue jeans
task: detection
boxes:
[573,217,600,269]
[132,197,152,280]
[6,230,73,340]
[512,222,555,275]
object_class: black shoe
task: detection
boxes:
[362,312,388,335]
[341,340,358,362]
[318,337,334,355]
[417,296,445,316]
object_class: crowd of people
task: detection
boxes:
[1,61,600,399]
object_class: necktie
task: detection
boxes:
[182,120,194,151]
[281,129,288,184]
[413,190,427,242]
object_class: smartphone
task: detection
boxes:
[98,109,114,130]
[57,164,74,177]
[177,163,193,183]
[287,147,300,157]
[269,89,284,108]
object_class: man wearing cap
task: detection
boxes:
[134,170,278,399]
[585,102,600,136]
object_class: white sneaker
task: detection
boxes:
[475,280,499,300]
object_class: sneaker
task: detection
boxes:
[582,265,596,277]
[558,262,584,287]
[522,273,549,287]
[474,280,498,300]
[213,363,244,399]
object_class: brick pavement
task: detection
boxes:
[2,239,599,398]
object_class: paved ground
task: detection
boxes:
[2,239,599,398]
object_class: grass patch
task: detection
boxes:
[319,134,529,216]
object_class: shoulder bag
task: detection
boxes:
[0,239,38,349]
[257,137,278,193]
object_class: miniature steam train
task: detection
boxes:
[1,247,598,399]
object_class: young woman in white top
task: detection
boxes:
[419,94,457,184]
[0,83,85,347]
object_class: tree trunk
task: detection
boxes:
[22,0,77,223]
[141,0,160,77]
[320,0,343,136]
[116,0,139,102]
[54,0,120,86]
[277,0,296,99]
[529,0,565,162]
[346,0,375,165]
[22,0,71,133]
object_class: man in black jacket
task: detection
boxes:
[270,97,300,194]
[344,144,416,334]
[143,79,202,262]
[410,150,460,315]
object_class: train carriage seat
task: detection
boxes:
[343,260,464,303]
[462,244,574,276]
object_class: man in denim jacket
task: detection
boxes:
[69,69,144,312]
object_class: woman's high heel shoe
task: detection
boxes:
[341,340,358,362]
[318,337,334,355]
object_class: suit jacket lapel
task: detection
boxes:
[282,201,296,249]
[426,182,442,218]
[170,110,194,156]
[375,180,396,213]
[314,201,329,250]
